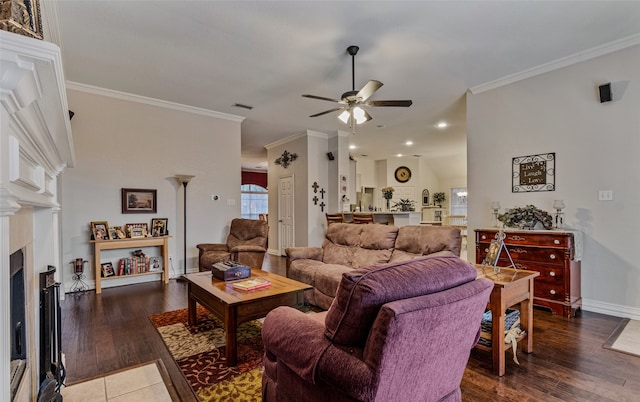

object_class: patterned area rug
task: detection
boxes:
[149,306,264,402]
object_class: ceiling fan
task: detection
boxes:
[302,45,412,132]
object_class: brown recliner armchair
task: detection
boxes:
[196,218,268,271]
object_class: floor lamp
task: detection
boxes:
[175,174,195,281]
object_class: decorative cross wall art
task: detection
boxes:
[512,152,555,193]
[319,201,326,212]
[312,182,319,193]
[320,188,326,199]
[312,196,319,205]
[274,150,298,168]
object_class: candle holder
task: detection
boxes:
[491,201,501,228]
[553,200,565,229]
[69,258,89,292]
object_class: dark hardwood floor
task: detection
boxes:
[61,255,640,401]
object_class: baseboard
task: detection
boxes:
[583,298,640,320]
[267,248,282,256]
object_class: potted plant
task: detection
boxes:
[498,205,553,230]
[393,199,416,212]
[381,187,394,211]
[433,192,446,207]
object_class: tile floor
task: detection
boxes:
[61,362,172,402]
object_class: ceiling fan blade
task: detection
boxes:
[365,100,413,107]
[302,94,342,103]
[356,80,383,102]
[309,107,345,118]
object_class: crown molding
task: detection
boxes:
[469,33,640,95]
[264,132,307,150]
[65,81,245,122]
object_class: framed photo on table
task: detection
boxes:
[90,221,110,240]
[101,262,115,277]
[151,218,168,237]
[121,188,157,214]
[126,223,148,238]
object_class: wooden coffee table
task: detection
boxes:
[184,269,311,366]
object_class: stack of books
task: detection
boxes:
[231,278,271,291]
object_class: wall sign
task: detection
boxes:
[512,153,555,192]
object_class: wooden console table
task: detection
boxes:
[475,265,539,376]
[91,236,170,294]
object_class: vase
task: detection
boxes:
[386,199,391,211]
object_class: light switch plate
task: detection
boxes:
[598,190,613,201]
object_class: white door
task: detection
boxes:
[278,175,294,255]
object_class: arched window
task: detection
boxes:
[241,184,268,220]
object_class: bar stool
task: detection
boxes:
[352,213,376,224]
[326,213,345,225]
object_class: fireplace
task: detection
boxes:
[1,30,74,401]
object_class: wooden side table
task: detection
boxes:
[475,265,540,376]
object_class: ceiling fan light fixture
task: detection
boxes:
[352,106,369,124]
[338,110,350,124]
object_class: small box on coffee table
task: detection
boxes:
[211,261,251,281]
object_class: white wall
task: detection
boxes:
[266,131,331,252]
[61,88,243,290]
[467,44,640,317]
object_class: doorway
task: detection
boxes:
[278,175,294,255]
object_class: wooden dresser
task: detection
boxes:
[475,229,582,317]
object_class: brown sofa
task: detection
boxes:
[286,223,462,310]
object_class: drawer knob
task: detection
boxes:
[549,271,556,277]
[554,239,560,245]
[481,235,487,240]
[549,254,556,260]
[484,248,489,253]
[550,290,556,295]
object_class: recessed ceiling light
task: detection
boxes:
[405,140,413,146]
[349,145,356,150]
[397,153,403,157]
[376,124,384,128]
[437,121,448,129]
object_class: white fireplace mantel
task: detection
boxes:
[1,30,74,401]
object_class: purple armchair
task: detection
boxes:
[262,255,492,402]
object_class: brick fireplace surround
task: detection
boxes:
[0,30,74,401]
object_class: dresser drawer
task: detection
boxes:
[477,243,566,266]
[534,281,566,301]
[517,263,565,284]
[476,230,572,249]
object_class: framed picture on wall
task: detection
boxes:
[512,153,555,193]
[121,188,157,213]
